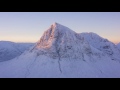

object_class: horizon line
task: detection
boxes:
[0,40,119,45]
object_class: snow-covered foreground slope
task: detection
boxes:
[0,41,34,62]
[0,51,120,78]
[0,23,120,78]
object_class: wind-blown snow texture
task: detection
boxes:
[79,33,120,61]
[0,23,120,78]
[0,41,34,62]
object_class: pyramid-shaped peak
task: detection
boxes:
[33,23,104,60]
[52,22,61,25]
[50,22,75,34]
[35,23,77,50]
[51,22,63,27]
[52,22,57,25]
[51,22,58,26]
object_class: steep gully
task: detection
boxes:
[55,26,62,73]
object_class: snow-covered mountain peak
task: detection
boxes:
[32,23,101,60]
[52,22,57,26]
[35,23,77,49]
[51,22,64,27]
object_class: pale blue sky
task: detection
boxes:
[0,12,120,43]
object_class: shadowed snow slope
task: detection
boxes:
[79,33,120,61]
[0,41,34,62]
[0,23,120,78]
[117,43,120,50]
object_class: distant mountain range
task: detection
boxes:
[0,41,34,62]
